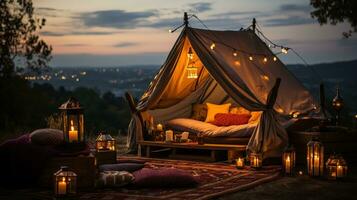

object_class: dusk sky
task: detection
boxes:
[35,0,357,67]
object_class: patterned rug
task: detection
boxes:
[0,157,281,200]
[82,157,281,200]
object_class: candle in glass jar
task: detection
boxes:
[236,158,244,168]
[285,156,291,173]
[157,124,163,131]
[165,130,173,141]
[68,120,78,142]
[58,178,67,195]
[314,155,319,174]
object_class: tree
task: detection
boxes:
[310,0,357,38]
[0,0,52,77]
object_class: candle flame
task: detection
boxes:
[286,156,290,162]
[62,177,65,182]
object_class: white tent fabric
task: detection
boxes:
[127,27,317,158]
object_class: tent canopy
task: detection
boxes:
[128,25,317,158]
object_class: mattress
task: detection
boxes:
[165,118,257,138]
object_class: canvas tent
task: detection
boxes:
[127,17,317,158]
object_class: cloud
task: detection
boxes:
[61,43,88,47]
[264,16,315,27]
[113,42,137,48]
[150,18,182,28]
[41,31,119,37]
[210,11,261,18]
[79,10,157,29]
[188,2,212,12]
[279,4,311,12]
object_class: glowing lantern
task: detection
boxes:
[332,87,344,125]
[187,47,194,60]
[54,166,77,198]
[307,138,324,177]
[187,63,198,79]
[59,97,85,144]
[210,42,216,50]
[250,153,262,169]
[96,132,116,152]
[282,146,296,176]
[236,157,245,169]
[326,154,348,180]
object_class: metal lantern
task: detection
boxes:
[54,166,77,197]
[96,133,116,152]
[282,146,296,176]
[332,87,344,125]
[187,47,198,79]
[326,154,348,180]
[59,97,85,143]
[307,138,324,177]
[250,153,262,169]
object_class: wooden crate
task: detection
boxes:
[39,155,96,188]
[289,129,357,165]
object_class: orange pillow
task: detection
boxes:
[249,111,262,123]
[212,113,251,126]
[205,103,231,122]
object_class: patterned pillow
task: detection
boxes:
[205,103,231,122]
[212,113,251,126]
[97,171,135,188]
[132,168,198,188]
[30,128,63,146]
[191,104,207,121]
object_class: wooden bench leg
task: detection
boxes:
[211,150,217,161]
[138,144,142,157]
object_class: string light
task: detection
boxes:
[261,75,269,81]
[168,29,172,33]
[187,47,194,60]
[233,50,238,57]
[273,56,277,62]
[281,47,288,54]
[234,61,241,66]
[210,42,216,50]
[249,55,253,61]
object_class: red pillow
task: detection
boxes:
[212,113,251,126]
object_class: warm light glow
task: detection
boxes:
[69,120,78,142]
[281,48,288,54]
[263,57,268,63]
[277,108,284,113]
[233,51,238,57]
[187,47,194,60]
[273,56,277,61]
[249,56,253,61]
[234,61,241,66]
[355,114,357,119]
[261,75,269,81]
[187,64,198,79]
[210,43,216,50]
[168,29,172,33]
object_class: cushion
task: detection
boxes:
[97,171,135,188]
[212,113,251,126]
[191,104,207,121]
[30,128,63,146]
[132,168,198,188]
[230,106,251,115]
[205,103,231,122]
[249,111,262,123]
[117,159,146,164]
[99,163,145,172]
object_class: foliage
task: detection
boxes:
[0,77,131,137]
[0,0,52,77]
[310,0,357,38]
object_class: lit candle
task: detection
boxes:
[236,158,244,168]
[58,178,67,195]
[337,165,343,177]
[285,156,291,174]
[157,124,163,131]
[181,132,189,140]
[69,120,78,142]
[331,171,337,178]
[314,155,319,175]
[165,130,173,142]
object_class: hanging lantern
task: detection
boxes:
[249,153,262,169]
[96,132,116,152]
[59,97,85,144]
[326,154,348,180]
[332,87,344,125]
[236,157,245,169]
[54,166,77,198]
[307,138,324,177]
[282,146,296,176]
[187,62,198,79]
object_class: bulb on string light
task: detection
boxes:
[249,55,253,61]
[168,29,172,33]
[261,75,269,81]
[263,57,268,63]
[233,50,238,57]
[273,56,277,62]
[210,42,216,50]
[281,47,288,54]
[187,47,194,60]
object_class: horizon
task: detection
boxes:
[35,0,357,67]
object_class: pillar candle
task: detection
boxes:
[236,158,244,168]
[157,124,163,131]
[58,179,67,195]
[314,155,319,175]
[337,165,343,177]
[69,126,78,142]
[285,156,291,173]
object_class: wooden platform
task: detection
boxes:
[138,141,246,162]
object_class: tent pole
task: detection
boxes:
[184,12,188,27]
[252,18,256,32]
